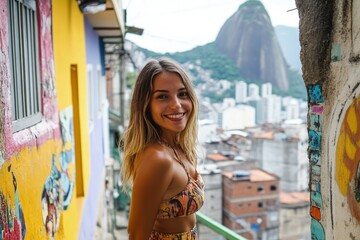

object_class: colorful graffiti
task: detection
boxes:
[41,107,75,237]
[308,83,325,239]
[335,95,360,222]
[0,166,26,240]
[41,155,62,237]
[59,107,75,210]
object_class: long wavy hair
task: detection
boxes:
[121,57,199,190]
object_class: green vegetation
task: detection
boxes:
[137,41,307,101]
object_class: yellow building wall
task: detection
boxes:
[52,0,91,238]
[0,140,66,239]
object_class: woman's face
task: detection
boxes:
[150,71,193,140]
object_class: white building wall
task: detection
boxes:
[221,105,255,130]
[285,99,300,120]
[198,119,218,144]
[236,81,247,103]
[261,82,272,97]
[248,83,260,100]
[252,125,309,192]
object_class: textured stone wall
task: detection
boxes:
[296,0,360,238]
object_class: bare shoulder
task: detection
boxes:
[134,143,173,175]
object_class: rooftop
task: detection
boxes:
[280,192,310,205]
[223,168,279,182]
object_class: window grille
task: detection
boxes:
[8,0,41,132]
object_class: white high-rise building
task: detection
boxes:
[221,105,255,130]
[286,99,300,120]
[248,83,260,100]
[261,82,272,97]
[235,81,247,103]
[258,95,282,124]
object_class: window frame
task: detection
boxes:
[8,0,42,132]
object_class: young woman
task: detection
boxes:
[121,58,205,239]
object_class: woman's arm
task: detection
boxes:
[128,147,173,239]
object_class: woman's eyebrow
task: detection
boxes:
[153,87,186,93]
[153,89,168,94]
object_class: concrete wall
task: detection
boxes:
[280,204,311,240]
[198,173,222,239]
[296,0,360,238]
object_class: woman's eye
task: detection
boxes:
[179,92,189,97]
[157,95,167,99]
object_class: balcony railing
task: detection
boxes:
[196,212,248,240]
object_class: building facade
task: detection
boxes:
[250,124,309,192]
[0,0,125,239]
[222,169,280,240]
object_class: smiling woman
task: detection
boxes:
[121,58,204,239]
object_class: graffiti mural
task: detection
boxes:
[308,83,325,239]
[326,76,360,237]
[0,166,26,239]
[41,155,62,237]
[335,96,360,222]
[41,106,75,237]
[59,106,75,210]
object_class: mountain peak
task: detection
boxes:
[215,0,289,91]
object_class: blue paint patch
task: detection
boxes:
[311,218,325,240]
[310,114,322,133]
[309,130,321,150]
[310,182,321,192]
[311,191,323,208]
[310,150,321,166]
[59,107,75,211]
[308,85,324,103]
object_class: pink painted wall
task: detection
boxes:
[1,0,60,162]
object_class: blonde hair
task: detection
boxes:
[121,57,199,190]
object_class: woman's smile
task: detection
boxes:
[164,112,186,120]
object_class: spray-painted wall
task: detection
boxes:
[0,0,77,239]
[296,0,360,238]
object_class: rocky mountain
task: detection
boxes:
[215,0,289,92]
[128,0,306,100]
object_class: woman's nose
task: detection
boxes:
[170,96,181,109]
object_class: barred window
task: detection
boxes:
[8,0,41,132]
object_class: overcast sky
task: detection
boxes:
[123,0,299,53]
